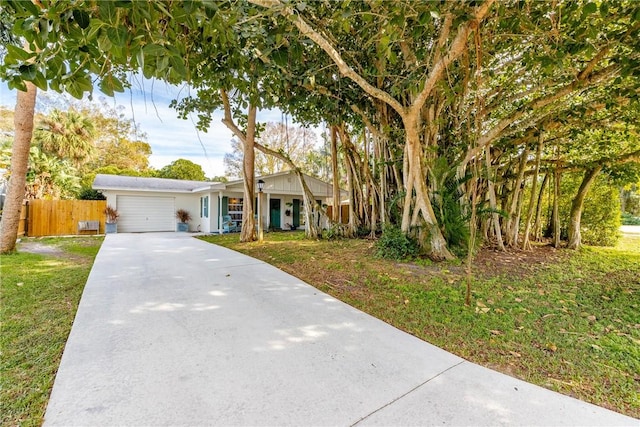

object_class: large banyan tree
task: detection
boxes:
[2,1,639,256]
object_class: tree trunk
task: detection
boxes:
[552,168,561,248]
[220,89,256,242]
[567,166,602,249]
[240,104,257,242]
[330,125,341,223]
[337,125,362,237]
[484,145,505,251]
[404,115,454,260]
[532,172,549,241]
[0,82,37,254]
[522,134,543,250]
[506,146,530,247]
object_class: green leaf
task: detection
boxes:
[271,48,288,67]
[599,2,608,17]
[379,35,390,52]
[143,44,165,56]
[7,79,27,92]
[97,34,113,52]
[5,44,34,62]
[19,64,37,80]
[75,75,94,93]
[583,2,597,15]
[99,1,116,23]
[32,71,48,91]
[72,10,91,29]
[66,81,83,99]
[157,56,169,73]
[99,78,114,96]
[106,27,128,46]
[169,56,187,78]
[136,48,144,70]
[37,18,50,42]
[142,64,153,79]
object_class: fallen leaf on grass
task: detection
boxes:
[509,351,522,357]
[546,343,558,352]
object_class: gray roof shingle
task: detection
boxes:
[92,174,224,192]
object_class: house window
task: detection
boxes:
[201,196,209,218]
[228,198,243,223]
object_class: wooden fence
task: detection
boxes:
[17,201,28,237]
[21,200,107,237]
[326,205,350,224]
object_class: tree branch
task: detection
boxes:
[249,0,406,116]
[220,88,247,143]
[412,0,494,114]
[463,63,619,167]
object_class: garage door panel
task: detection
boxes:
[117,196,175,232]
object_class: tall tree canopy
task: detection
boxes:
[157,158,206,181]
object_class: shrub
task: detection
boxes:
[375,225,420,260]
[621,212,640,225]
[323,224,343,240]
[559,173,621,246]
[77,188,106,200]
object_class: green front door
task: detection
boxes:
[292,199,300,228]
[270,199,281,229]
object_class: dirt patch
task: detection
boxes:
[392,244,570,282]
[18,241,65,256]
[473,244,570,279]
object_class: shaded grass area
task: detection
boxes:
[199,231,640,417]
[0,237,103,427]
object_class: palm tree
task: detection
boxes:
[24,146,80,199]
[35,109,96,167]
[0,81,37,253]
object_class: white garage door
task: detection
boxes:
[116,196,175,232]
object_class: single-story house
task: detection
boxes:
[92,171,346,234]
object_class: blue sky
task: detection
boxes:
[0,80,284,178]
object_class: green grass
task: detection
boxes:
[0,237,103,427]
[199,232,640,417]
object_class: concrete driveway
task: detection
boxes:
[45,233,636,426]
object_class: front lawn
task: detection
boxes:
[0,237,103,426]
[199,231,640,418]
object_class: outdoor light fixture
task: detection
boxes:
[257,179,265,242]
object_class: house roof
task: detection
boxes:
[92,174,224,193]
[92,171,346,197]
[226,170,347,196]
[226,170,298,186]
